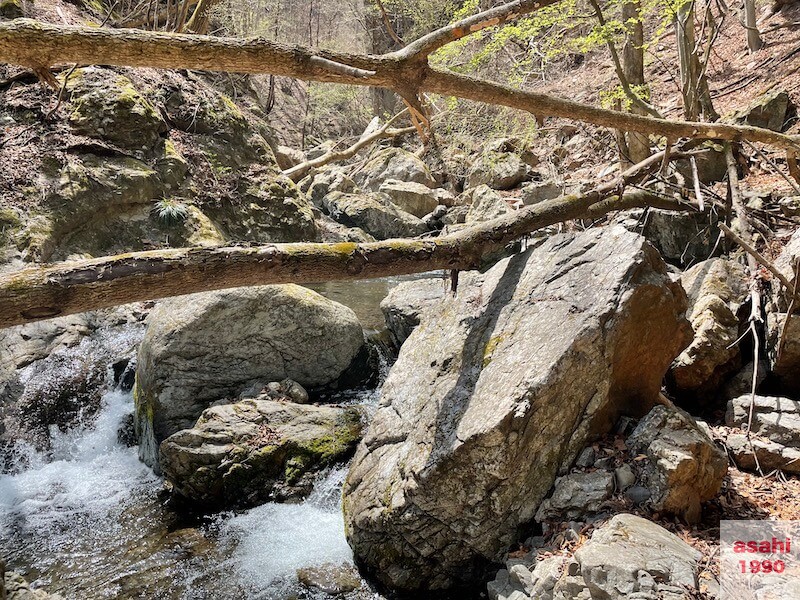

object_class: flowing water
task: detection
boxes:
[0,387,384,599]
[0,275,444,598]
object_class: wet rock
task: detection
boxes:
[160,397,363,508]
[380,277,447,348]
[670,258,748,397]
[725,394,800,473]
[322,191,427,239]
[297,563,362,595]
[343,226,691,592]
[728,88,791,132]
[134,285,367,469]
[467,152,527,190]
[535,471,615,520]
[0,308,146,453]
[378,179,441,217]
[3,569,63,599]
[355,148,435,191]
[627,405,727,523]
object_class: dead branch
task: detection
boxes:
[284,111,414,181]
[0,18,799,151]
[719,222,800,304]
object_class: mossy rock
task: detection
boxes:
[203,168,317,242]
[65,67,167,151]
[0,0,24,18]
[159,398,365,508]
[0,207,21,246]
[161,86,248,142]
[155,139,190,190]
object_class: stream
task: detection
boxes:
[0,274,443,599]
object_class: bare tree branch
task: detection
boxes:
[1,18,799,150]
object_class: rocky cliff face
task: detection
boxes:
[0,65,317,269]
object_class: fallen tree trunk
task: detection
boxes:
[0,154,679,329]
[1,17,799,151]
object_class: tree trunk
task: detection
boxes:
[366,0,409,116]
[674,0,717,121]
[675,0,701,121]
[744,0,763,52]
[622,0,651,164]
[185,0,219,34]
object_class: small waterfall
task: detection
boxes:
[0,388,376,599]
[213,467,354,596]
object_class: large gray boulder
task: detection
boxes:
[343,226,691,593]
[160,396,363,508]
[322,191,427,240]
[627,405,727,523]
[670,258,748,396]
[728,88,791,132]
[354,148,436,191]
[134,285,366,469]
[767,229,800,393]
[464,185,511,223]
[574,514,703,599]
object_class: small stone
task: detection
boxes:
[297,563,361,595]
[509,564,533,588]
[626,486,651,504]
[615,464,636,491]
[280,378,309,404]
[594,456,615,470]
[574,447,595,468]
